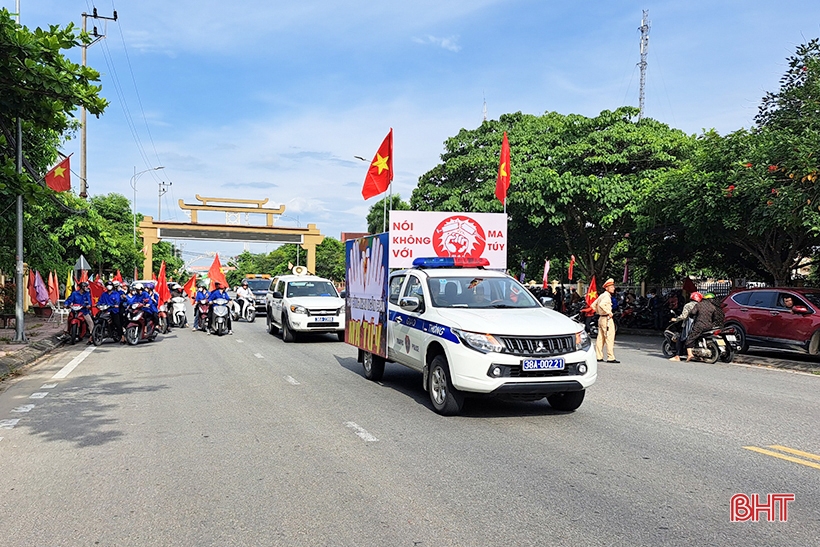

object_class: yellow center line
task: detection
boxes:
[768,445,820,462]
[743,446,820,471]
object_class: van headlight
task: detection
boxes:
[576,330,591,351]
[289,304,308,314]
[452,328,505,354]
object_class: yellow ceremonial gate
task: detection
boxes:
[138,196,325,279]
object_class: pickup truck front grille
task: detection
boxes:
[498,335,575,356]
[307,308,340,317]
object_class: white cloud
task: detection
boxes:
[412,35,462,52]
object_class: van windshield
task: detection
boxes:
[427,276,539,309]
[286,281,338,298]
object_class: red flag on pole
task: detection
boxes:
[114,270,123,283]
[568,255,575,281]
[182,274,198,304]
[495,132,511,205]
[585,276,598,307]
[542,260,550,289]
[48,271,59,304]
[208,254,229,291]
[88,280,105,315]
[361,129,393,200]
[44,156,71,192]
[79,270,88,283]
[156,261,171,308]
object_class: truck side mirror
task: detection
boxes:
[272,291,283,299]
[399,296,421,312]
[339,290,347,299]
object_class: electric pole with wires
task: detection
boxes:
[79,7,117,198]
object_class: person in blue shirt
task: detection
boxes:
[63,281,94,341]
[207,281,232,335]
[98,281,123,342]
[192,284,210,331]
[127,282,157,332]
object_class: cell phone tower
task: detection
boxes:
[638,10,650,121]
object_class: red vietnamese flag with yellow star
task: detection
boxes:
[208,254,229,291]
[495,132,510,205]
[361,129,393,200]
[45,156,71,192]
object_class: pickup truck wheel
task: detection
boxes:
[362,351,385,381]
[336,331,345,342]
[547,390,585,411]
[266,311,278,335]
[428,355,464,415]
[281,313,295,343]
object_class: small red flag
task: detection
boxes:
[45,156,71,192]
[156,261,172,308]
[361,129,393,200]
[114,270,123,283]
[182,274,198,304]
[89,280,105,315]
[208,254,229,291]
[542,260,550,289]
[568,255,575,281]
[585,276,598,307]
[495,132,511,205]
[79,270,89,283]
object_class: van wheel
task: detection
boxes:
[547,390,585,411]
[337,331,345,342]
[362,351,385,381]
[428,355,464,415]
[727,323,748,353]
[281,313,295,343]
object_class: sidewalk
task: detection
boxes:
[0,317,65,379]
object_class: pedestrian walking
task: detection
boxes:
[593,278,619,363]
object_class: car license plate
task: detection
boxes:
[521,358,565,371]
[725,335,736,342]
[312,316,333,322]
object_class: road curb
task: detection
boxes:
[0,335,65,379]
[731,354,820,374]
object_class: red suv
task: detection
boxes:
[722,288,820,355]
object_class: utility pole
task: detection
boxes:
[158,180,172,221]
[637,9,650,121]
[79,7,117,198]
[12,0,25,343]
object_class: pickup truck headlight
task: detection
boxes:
[576,330,591,351]
[452,328,505,354]
[289,304,308,314]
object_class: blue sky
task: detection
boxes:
[7,0,820,266]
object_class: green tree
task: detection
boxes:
[411,108,695,281]
[656,40,820,285]
[0,9,107,273]
[226,237,346,285]
[366,194,411,234]
[152,241,183,280]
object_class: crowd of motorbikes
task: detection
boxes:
[65,282,258,347]
[526,285,741,364]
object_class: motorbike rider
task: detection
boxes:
[62,281,94,342]
[97,281,123,343]
[668,292,702,361]
[236,279,255,319]
[207,281,233,335]
[128,282,157,332]
[685,292,724,361]
[192,284,210,331]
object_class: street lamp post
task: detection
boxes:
[131,166,164,278]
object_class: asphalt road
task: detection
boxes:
[1,321,818,546]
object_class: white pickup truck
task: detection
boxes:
[348,256,598,415]
[264,274,345,342]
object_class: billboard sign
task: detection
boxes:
[344,233,389,358]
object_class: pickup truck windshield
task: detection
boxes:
[427,276,540,309]
[286,281,338,298]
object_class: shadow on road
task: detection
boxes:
[18,372,168,449]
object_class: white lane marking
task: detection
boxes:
[0,437,3,442]
[11,404,35,413]
[0,419,20,430]
[52,346,97,379]
[40,383,58,389]
[254,353,264,359]
[284,376,300,385]
[344,421,379,442]
[236,339,244,343]
[29,392,48,399]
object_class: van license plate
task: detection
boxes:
[522,358,565,371]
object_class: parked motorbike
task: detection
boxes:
[230,297,256,323]
[570,310,599,337]
[196,300,210,332]
[168,296,187,328]
[125,302,157,345]
[663,323,739,363]
[92,304,116,346]
[67,304,90,345]
[210,298,230,336]
[712,326,740,363]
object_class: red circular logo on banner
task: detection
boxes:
[432,216,486,258]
